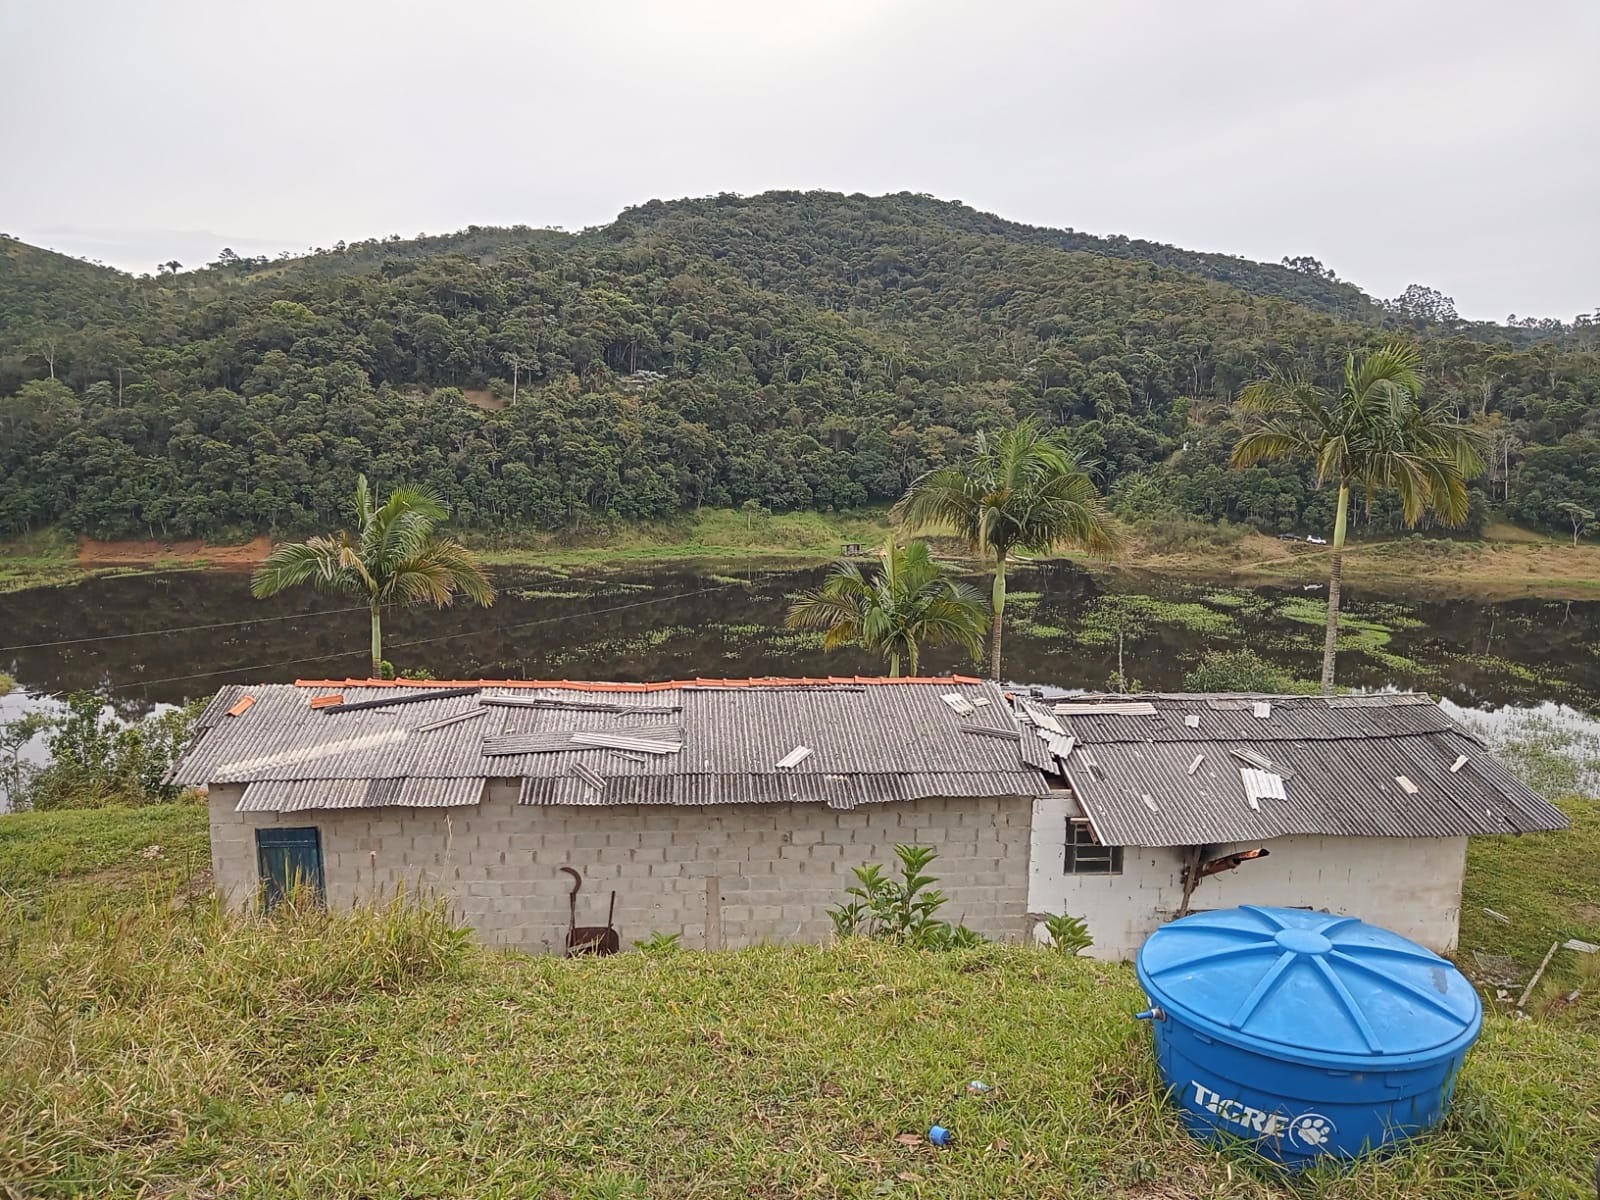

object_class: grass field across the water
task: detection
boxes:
[2,801,1597,1199]
[9,509,1600,599]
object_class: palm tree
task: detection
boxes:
[895,420,1120,680]
[785,540,989,677]
[1232,343,1485,692]
[251,475,496,678]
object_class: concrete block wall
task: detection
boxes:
[1027,794,1469,959]
[210,783,1034,952]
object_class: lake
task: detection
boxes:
[2,560,1595,715]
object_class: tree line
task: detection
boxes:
[1,192,1596,543]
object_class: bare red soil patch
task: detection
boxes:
[77,535,273,567]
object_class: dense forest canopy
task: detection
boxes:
[1,191,1597,542]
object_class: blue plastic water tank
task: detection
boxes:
[1135,905,1482,1167]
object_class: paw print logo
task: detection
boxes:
[1288,1113,1337,1150]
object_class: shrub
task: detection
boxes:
[829,844,984,949]
[1183,650,1316,694]
[1039,912,1094,955]
[1132,515,1250,555]
[22,694,206,811]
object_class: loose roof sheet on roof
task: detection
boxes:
[173,677,1052,812]
[1047,692,1566,845]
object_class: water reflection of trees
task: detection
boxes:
[0,563,1596,717]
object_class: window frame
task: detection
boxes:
[1064,817,1123,876]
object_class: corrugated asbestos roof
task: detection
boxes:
[173,678,1051,812]
[173,681,1564,840]
[1049,692,1567,845]
[236,777,486,812]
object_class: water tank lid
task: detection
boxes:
[1136,905,1482,1068]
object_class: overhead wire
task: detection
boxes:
[102,582,745,693]
[0,604,373,653]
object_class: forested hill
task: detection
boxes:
[1,192,1597,543]
[0,240,138,331]
[611,193,1379,319]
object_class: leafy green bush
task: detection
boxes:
[20,694,204,811]
[829,844,985,950]
[1132,515,1251,554]
[1183,650,1316,694]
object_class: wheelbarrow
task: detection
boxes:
[559,866,619,955]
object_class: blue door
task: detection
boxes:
[255,827,325,909]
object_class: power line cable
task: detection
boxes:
[104,583,741,693]
[0,604,373,653]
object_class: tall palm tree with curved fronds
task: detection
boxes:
[251,474,496,678]
[786,540,989,677]
[1232,343,1486,692]
[895,420,1121,680]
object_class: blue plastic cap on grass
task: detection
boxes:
[928,1125,953,1147]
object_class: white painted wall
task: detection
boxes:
[1026,794,1469,959]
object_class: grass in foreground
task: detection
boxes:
[3,805,1598,1199]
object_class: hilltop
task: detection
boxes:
[1,193,1597,546]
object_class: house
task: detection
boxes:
[173,676,1048,950]
[1019,692,1567,957]
[170,678,1566,959]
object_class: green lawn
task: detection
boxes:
[1,802,1596,1198]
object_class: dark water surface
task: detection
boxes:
[2,561,1597,716]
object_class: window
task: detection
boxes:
[256,827,325,910]
[1065,819,1122,875]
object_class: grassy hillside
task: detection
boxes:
[0,801,209,907]
[2,800,1596,1198]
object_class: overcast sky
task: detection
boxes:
[3,1,1595,321]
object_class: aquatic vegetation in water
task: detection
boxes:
[1074,595,1235,647]
[504,587,598,601]
[1456,654,1570,693]
[547,625,696,664]
[1356,601,1427,631]
[1455,706,1600,796]
[1202,589,1274,618]
[1007,593,1238,658]
[697,622,826,655]
[1277,597,1423,672]
[1013,620,1069,640]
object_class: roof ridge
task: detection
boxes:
[292,674,989,691]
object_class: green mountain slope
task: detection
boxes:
[614,191,1380,318]
[0,236,138,331]
[0,193,1595,542]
